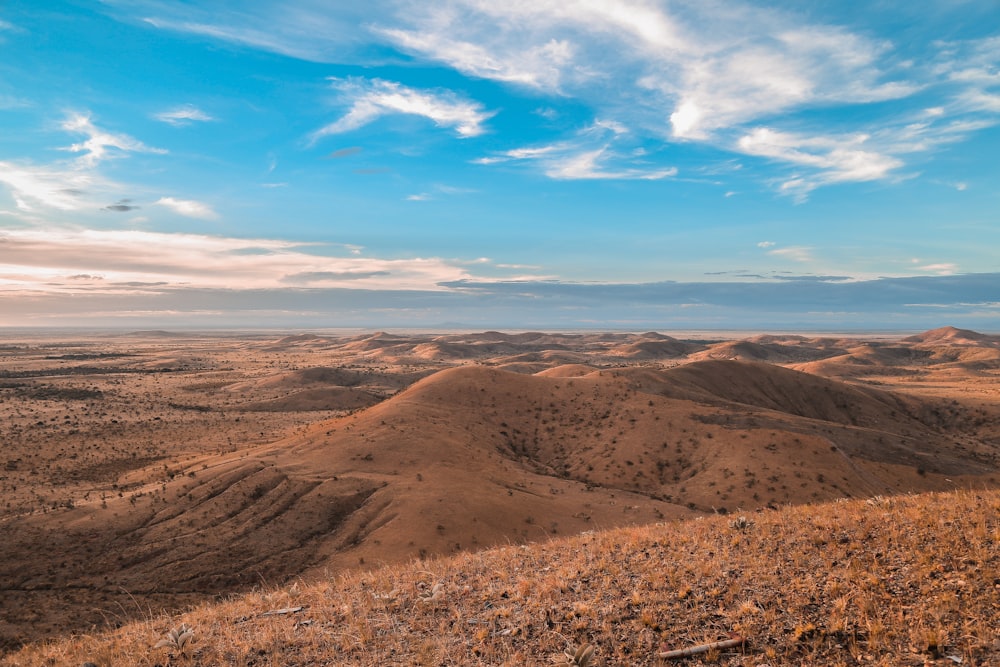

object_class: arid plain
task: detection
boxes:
[1,326,999,660]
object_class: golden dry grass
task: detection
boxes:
[5,487,997,666]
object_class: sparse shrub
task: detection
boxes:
[560,643,595,666]
[154,623,195,657]
[729,515,753,531]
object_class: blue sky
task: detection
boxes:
[1,1,998,330]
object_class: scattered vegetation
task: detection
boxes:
[4,488,996,666]
[153,623,195,658]
[2,327,999,662]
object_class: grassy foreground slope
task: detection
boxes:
[5,488,997,667]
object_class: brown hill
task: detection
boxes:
[610,337,696,359]
[236,387,383,411]
[231,365,368,390]
[534,363,600,377]
[904,325,1000,346]
[690,340,839,363]
[794,339,1000,378]
[1,361,997,650]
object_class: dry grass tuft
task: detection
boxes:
[4,487,998,666]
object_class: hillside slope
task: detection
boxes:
[5,488,997,666]
[2,361,997,650]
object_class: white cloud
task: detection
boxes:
[768,246,814,263]
[377,27,574,90]
[120,2,1000,197]
[60,113,166,167]
[155,197,219,220]
[136,2,922,142]
[310,78,494,142]
[737,127,904,198]
[757,241,775,248]
[406,193,431,201]
[379,1,916,139]
[918,262,957,275]
[543,147,676,181]
[0,114,208,218]
[154,104,216,126]
[959,90,1000,113]
[476,121,676,181]
[0,161,104,211]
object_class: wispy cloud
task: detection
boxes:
[376,25,575,90]
[0,161,104,211]
[137,4,374,63]
[476,121,676,181]
[154,197,218,220]
[310,78,494,142]
[405,183,477,200]
[0,18,22,38]
[2,114,164,211]
[378,1,915,137]
[918,262,957,275]
[0,94,31,110]
[153,104,215,126]
[738,127,905,198]
[117,2,1000,197]
[768,246,815,263]
[327,146,363,159]
[0,114,198,216]
[60,112,166,167]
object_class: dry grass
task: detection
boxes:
[5,487,997,666]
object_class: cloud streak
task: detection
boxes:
[0,227,509,294]
[475,121,676,180]
[311,78,494,142]
[155,197,218,220]
[0,161,103,211]
[61,112,166,167]
[738,127,906,198]
[154,104,215,126]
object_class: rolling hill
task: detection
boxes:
[2,354,998,649]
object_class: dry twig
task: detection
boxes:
[659,635,746,659]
